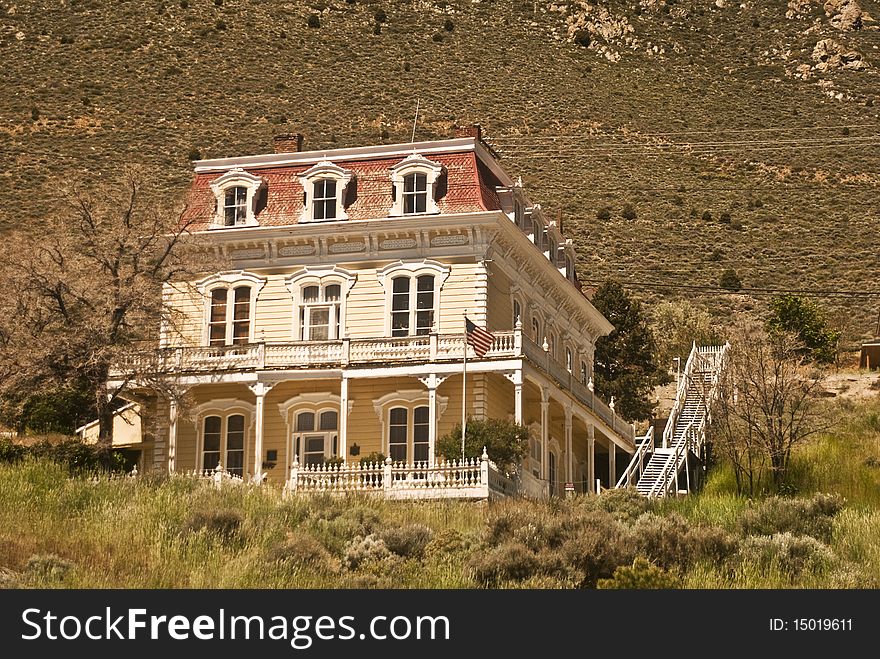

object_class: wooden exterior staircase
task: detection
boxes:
[616,342,728,497]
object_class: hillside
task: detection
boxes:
[2,0,879,343]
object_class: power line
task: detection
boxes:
[579,279,880,299]
[492,124,878,139]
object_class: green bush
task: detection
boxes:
[436,418,528,472]
[432,32,444,42]
[0,568,23,589]
[379,524,433,559]
[425,528,472,557]
[621,204,637,221]
[0,439,26,463]
[597,207,611,220]
[374,9,387,22]
[737,494,844,542]
[554,512,633,587]
[307,14,321,28]
[444,18,455,32]
[597,557,681,589]
[594,488,652,522]
[628,513,694,570]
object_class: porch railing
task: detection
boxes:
[286,449,513,500]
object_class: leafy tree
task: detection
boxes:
[767,294,840,364]
[719,268,742,291]
[652,300,719,370]
[591,281,668,421]
[0,168,215,446]
[436,417,529,472]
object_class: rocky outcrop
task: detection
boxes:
[823,0,869,30]
[811,38,869,71]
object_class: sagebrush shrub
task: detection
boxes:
[555,511,632,587]
[267,534,337,573]
[25,553,74,582]
[737,533,834,576]
[425,528,472,557]
[737,494,844,542]
[467,541,538,584]
[343,534,390,570]
[593,488,652,522]
[629,513,693,570]
[597,557,681,589]
[0,567,22,589]
[379,524,433,559]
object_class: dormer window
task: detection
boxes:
[209,169,265,229]
[389,153,444,216]
[299,161,353,223]
[224,186,248,226]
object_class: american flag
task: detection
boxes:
[465,317,495,358]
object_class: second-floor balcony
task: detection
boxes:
[115,331,633,442]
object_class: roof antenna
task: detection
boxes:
[410,98,421,144]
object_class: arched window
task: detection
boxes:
[390,274,435,337]
[532,219,543,250]
[532,317,541,343]
[548,451,557,497]
[298,161,353,223]
[388,153,443,216]
[299,283,342,340]
[293,408,339,466]
[581,361,589,386]
[403,172,428,214]
[209,285,251,346]
[513,299,521,328]
[387,405,430,463]
[566,348,573,373]
[202,413,246,476]
[547,331,557,358]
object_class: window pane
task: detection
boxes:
[232,322,249,344]
[227,446,243,476]
[227,414,244,433]
[296,412,315,432]
[308,307,330,340]
[306,437,324,453]
[324,284,341,301]
[391,311,409,336]
[414,192,426,213]
[210,289,227,323]
[303,285,319,302]
[392,276,410,294]
[415,310,433,335]
[209,324,226,346]
[203,416,221,451]
[233,287,250,320]
[320,410,338,431]
[203,451,221,470]
[390,408,407,425]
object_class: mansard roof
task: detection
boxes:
[181,137,508,232]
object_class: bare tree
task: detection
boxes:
[0,167,216,446]
[711,324,827,493]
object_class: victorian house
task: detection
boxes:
[106,126,636,498]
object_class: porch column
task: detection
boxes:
[168,399,178,474]
[249,382,272,483]
[564,405,573,493]
[587,423,595,494]
[540,387,549,482]
[428,382,438,467]
[340,375,349,462]
[608,442,617,489]
[513,370,523,425]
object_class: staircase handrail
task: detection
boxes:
[662,342,698,448]
[648,419,694,497]
[615,426,654,489]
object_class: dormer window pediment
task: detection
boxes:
[298,161,354,223]
[209,169,265,229]
[389,153,444,217]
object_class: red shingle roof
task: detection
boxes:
[181,150,497,232]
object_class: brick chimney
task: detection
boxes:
[273,133,304,153]
[455,123,482,141]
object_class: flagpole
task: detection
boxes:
[462,312,467,461]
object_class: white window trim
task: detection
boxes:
[196,271,267,346]
[376,260,450,336]
[388,152,444,216]
[208,168,265,229]
[372,390,448,462]
[278,393,352,477]
[193,399,256,474]
[298,160,353,223]
[285,266,357,341]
